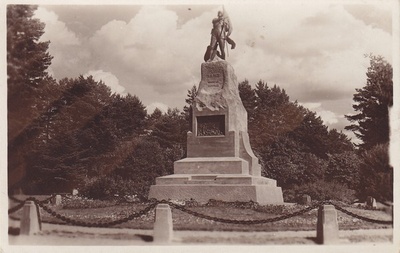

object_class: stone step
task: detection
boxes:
[215,176,277,186]
[148,184,284,205]
[174,157,249,174]
[155,174,277,186]
[155,174,190,185]
[191,175,217,180]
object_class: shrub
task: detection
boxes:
[62,196,117,209]
[326,151,361,189]
[80,176,146,200]
[357,143,393,202]
[81,138,170,200]
[284,180,356,204]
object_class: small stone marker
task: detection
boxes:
[72,189,78,196]
[366,196,377,209]
[20,201,41,235]
[153,203,173,243]
[316,204,339,244]
[52,194,62,205]
[300,194,311,205]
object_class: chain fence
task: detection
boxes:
[8,196,393,228]
[8,202,26,215]
[168,201,323,225]
[8,195,25,204]
[38,199,158,228]
[328,201,392,225]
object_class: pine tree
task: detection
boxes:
[345,55,393,151]
[183,85,198,130]
[7,5,53,191]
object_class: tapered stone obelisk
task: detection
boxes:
[149,59,283,205]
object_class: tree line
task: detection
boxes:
[7,5,393,203]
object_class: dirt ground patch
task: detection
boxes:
[8,219,393,245]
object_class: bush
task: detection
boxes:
[357,143,393,202]
[81,138,170,200]
[284,180,356,203]
[80,176,146,200]
[62,196,117,209]
[326,151,361,189]
[176,199,302,214]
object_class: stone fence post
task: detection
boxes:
[20,201,41,235]
[153,203,173,243]
[300,194,311,205]
[316,204,339,244]
[51,194,62,206]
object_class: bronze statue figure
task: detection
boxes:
[204,10,236,62]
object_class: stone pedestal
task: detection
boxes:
[316,205,339,244]
[300,194,312,205]
[51,195,62,206]
[153,204,173,243]
[366,196,377,209]
[149,60,283,205]
[20,201,41,235]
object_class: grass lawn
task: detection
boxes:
[8,195,393,232]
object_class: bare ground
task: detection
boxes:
[8,219,393,245]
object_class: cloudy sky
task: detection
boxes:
[30,0,394,142]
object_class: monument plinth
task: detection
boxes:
[149,60,283,205]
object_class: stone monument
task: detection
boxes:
[148,9,283,205]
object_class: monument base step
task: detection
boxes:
[148,183,283,205]
[174,157,249,174]
[149,174,283,205]
[155,174,277,186]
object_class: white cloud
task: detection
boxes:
[84,5,215,108]
[34,7,80,45]
[300,102,321,110]
[226,3,392,103]
[34,7,90,80]
[301,102,339,126]
[146,102,169,114]
[318,110,339,125]
[84,70,127,96]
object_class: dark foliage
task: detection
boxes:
[345,55,393,151]
[357,143,393,202]
[7,5,54,191]
[284,180,357,204]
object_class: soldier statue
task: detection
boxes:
[204,10,236,62]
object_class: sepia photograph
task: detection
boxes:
[2,0,398,252]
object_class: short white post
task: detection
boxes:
[153,203,173,243]
[316,204,339,244]
[53,194,62,205]
[20,201,41,235]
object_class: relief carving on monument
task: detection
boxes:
[197,115,225,136]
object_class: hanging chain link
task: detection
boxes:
[328,201,392,225]
[8,195,25,204]
[8,196,392,227]
[35,198,159,228]
[8,202,26,214]
[167,201,323,225]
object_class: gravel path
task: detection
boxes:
[8,219,393,245]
